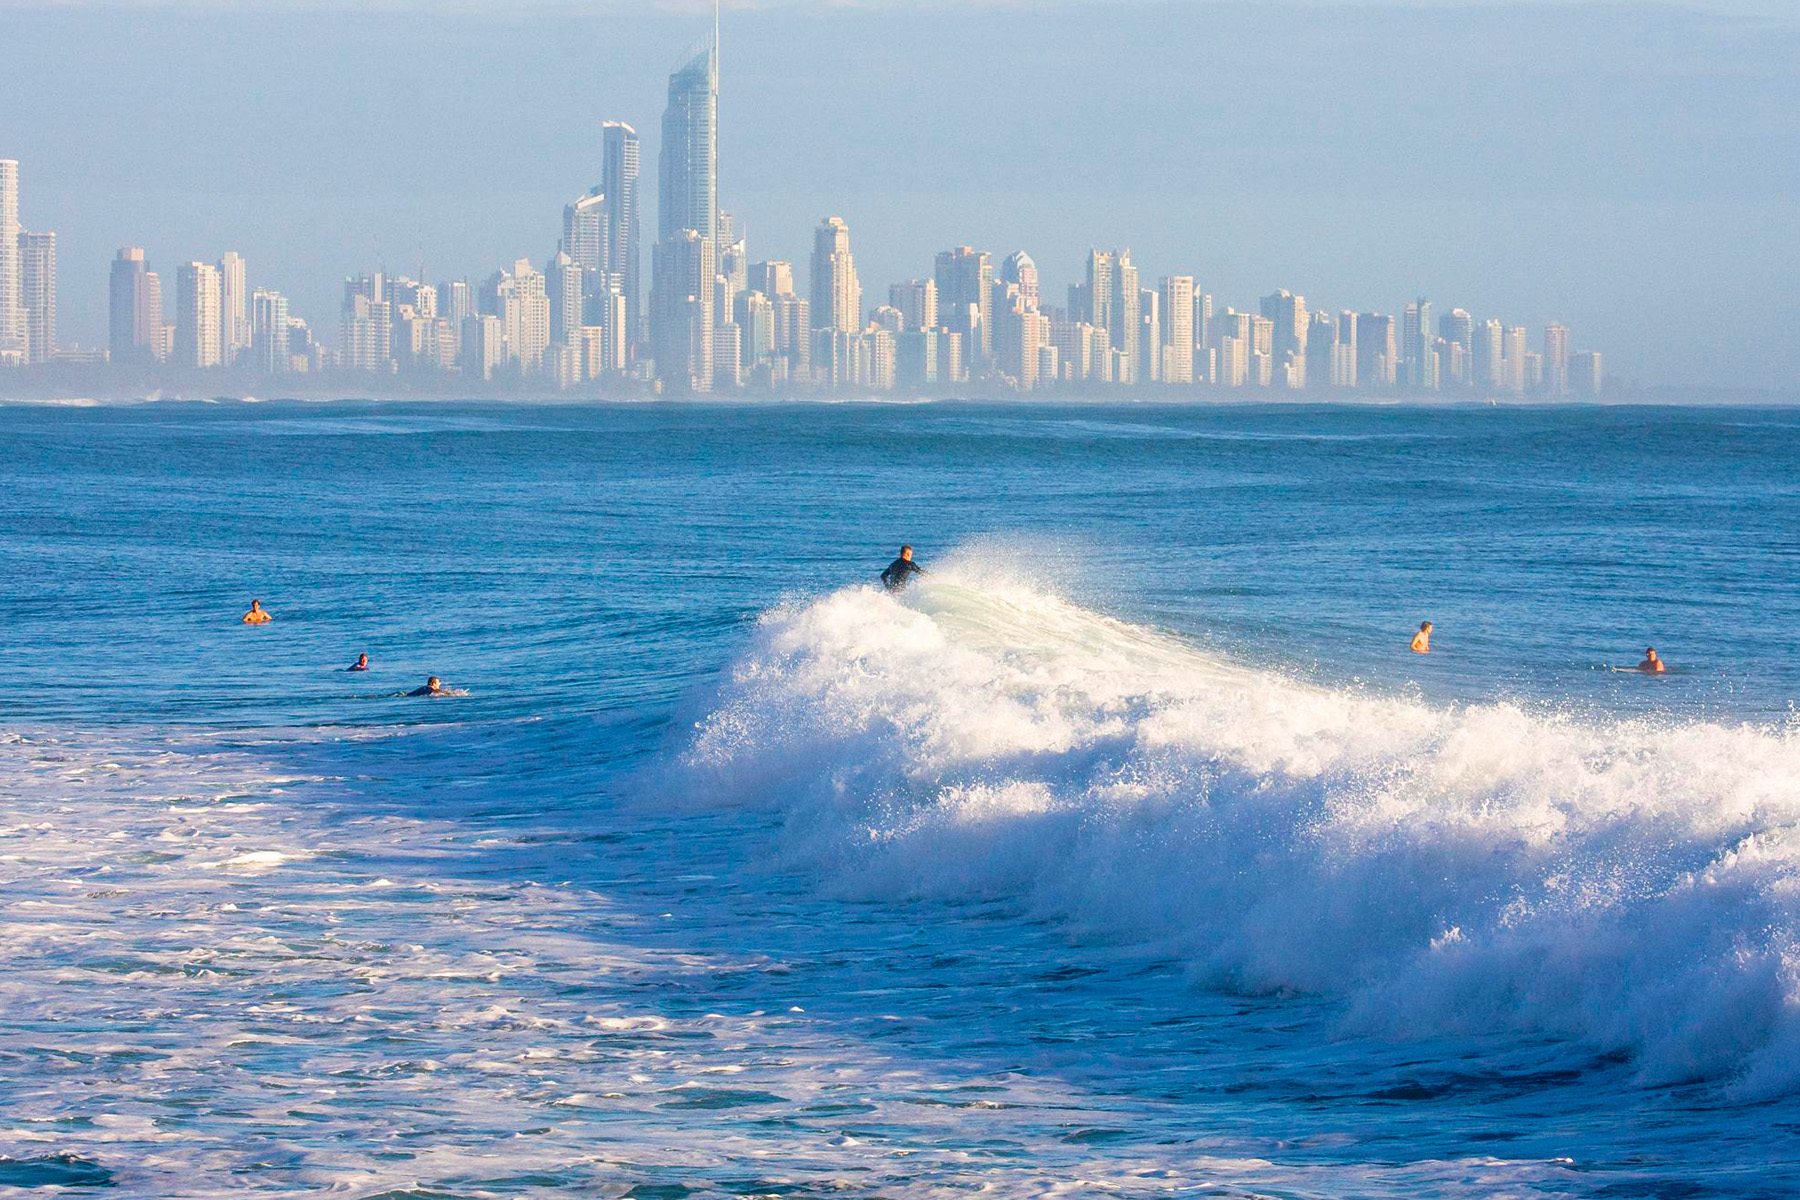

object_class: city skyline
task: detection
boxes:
[2,0,1796,390]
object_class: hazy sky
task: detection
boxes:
[4,0,1797,388]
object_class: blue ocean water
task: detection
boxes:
[1,399,1798,1198]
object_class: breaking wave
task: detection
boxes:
[682,566,1800,1093]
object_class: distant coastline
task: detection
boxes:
[2,374,1794,409]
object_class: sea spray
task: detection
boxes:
[682,572,1800,1092]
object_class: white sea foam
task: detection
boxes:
[683,568,1800,1093]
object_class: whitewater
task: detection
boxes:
[688,568,1800,1093]
[3,400,1798,1197]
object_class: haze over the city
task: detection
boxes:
[3,0,1797,389]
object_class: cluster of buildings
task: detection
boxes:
[0,19,1603,397]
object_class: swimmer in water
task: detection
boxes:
[347,653,370,672]
[1411,621,1432,654]
[881,545,926,592]
[1638,647,1667,674]
[242,600,272,625]
[407,676,448,697]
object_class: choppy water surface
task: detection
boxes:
[2,400,1799,1198]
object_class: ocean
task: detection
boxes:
[1,399,1797,1198]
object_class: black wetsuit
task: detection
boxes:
[407,685,442,697]
[881,556,925,592]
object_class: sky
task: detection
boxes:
[3,0,1797,388]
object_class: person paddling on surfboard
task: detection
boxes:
[1638,648,1667,674]
[881,545,926,593]
[407,676,450,697]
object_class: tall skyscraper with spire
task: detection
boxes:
[657,19,719,244]
[651,5,722,392]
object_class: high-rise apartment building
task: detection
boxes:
[1502,325,1528,393]
[1403,298,1436,390]
[1439,308,1473,386]
[810,217,860,336]
[1333,311,1359,388]
[602,122,642,350]
[548,251,584,347]
[497,258,551,374]
[1305,310,1336,390]
[110,247,158,362]
[1570,351,1603,396]
[1160,277,1194,385]
[19,230,55,363]
[749,261,794,299]
[890,279,937,333]
[0,160,23,363]
[564,189,607,275]
[218,252,249,365]
[252,289,290,374]
[1474,318,1504,390]
[651,230,716,393]
[1261,290,1308,389]
[1543,322,1570,397]
[936,247,993,364]
[1357,313,1396,389]
[1108,253,1140,385]
[1001,251,1039,312]
[175,262,222,368]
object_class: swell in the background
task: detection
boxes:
[677,557,1800,1096]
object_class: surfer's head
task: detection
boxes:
[1420,621,1433,632]
[900,545,913,561]
[426,676,440,689]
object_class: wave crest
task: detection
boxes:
[683,572,1800,1092]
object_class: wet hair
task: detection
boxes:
[1421,621,1432,630]
[900,545,913,554]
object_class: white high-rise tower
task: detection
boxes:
[0,160,24,363]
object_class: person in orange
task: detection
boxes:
[1638,647,1667,674]
[1410,621,1433,654]
[242,600,272,625]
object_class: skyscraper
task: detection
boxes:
[658,37,718,244]
[1502,325,1528,393]
[810,217,860,336]
[110,247,155,362]
[602,122,642,350]
[252,288,290,374]
[176,261,222,368]
[889,279,937,333]
[1261,290,1309,389]
[563,188,607,277]
[1357,313,1396,389]
[652,14,721,393]
[218,252,249,365]
[1000,251,1039,312]
[651,230,715,393]
[935,247,993,365]
[0,160,23,363]
[499,258,551,374]
[1403,298,1436,390]
[19,230,55,364]
[1439,308,1473,386]
[1160,277,1194,385]
[1474,319,1504,390]
[1543,322,1570,397]
[1113,254,1140,386]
